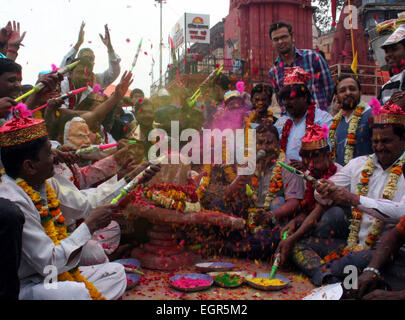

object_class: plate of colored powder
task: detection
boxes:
[246,273,290,291]
[169,273,213,292]
[214,273,244,288]
[126,274,140,290]
[195,262,235,273]
[114,258,142,289]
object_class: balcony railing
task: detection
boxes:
[329,63,390,97]
[150,57,270,95]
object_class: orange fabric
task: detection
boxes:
[396,215,405,236]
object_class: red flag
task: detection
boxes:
[331,0,337,27]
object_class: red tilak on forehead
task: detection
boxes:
[16,73,22,81]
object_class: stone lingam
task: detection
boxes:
[118,164,246,271]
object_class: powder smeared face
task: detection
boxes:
[301,151,330,178]
[384,43,405,71]
[252,92,270,113]
[71,65,93,88]
[0,71,22,99]
[66,121,92,149]
[372,125,405,169]
[257,131,279,162]
[336,78,361,111]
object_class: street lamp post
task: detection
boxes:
[155,0,166,89]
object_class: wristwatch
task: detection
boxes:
[363,267,381,278]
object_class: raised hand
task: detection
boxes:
[74,21,85,50]
[0,22,12,46]
[99,24,113,51]
[7,21,26,49]
[114,71,133,98]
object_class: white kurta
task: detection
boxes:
[320,154,405,244]
[0,174,126,300]
[52,167,126,264]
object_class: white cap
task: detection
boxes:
[381,24,405,48]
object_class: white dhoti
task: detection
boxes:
[19,262,126,300]
[79,221,121,266]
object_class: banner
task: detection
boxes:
[171,16,185,49]
[185,13,210,44]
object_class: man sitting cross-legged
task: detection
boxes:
[282,101,405,287]
[0,108,154,300]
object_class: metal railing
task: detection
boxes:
[329,63,389,97]
[150,57,270,95]
[150,60,390,97]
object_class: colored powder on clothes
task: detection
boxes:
[171,277,211,289]
[215,273,242,286]
[249,278,285,286]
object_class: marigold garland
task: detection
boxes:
[280,103,316,152]
[196,165,211,200]
[345,154,405,252]
[247,151,285,233]
[329,104,366,165]
[261,151,286,209]
[14,177,105,300]
[196,141,237,200]
[144,183,200,212]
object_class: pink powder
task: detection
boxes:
[172,277,211,289]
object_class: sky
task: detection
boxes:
[0,0,230,97]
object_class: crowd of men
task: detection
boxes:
[1,18,405,301]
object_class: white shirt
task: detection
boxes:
[52,167,126,227]
[327,154,405,244]
[60,47,121,109]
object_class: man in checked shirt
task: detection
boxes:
[268,21,334,112]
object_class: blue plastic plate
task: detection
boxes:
[114,258,142,289]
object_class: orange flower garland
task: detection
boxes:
[14,177,105,300]
[247,151,285,233]
[329,104,365,165]
[196,142,237,201]
[196,165,211,200]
